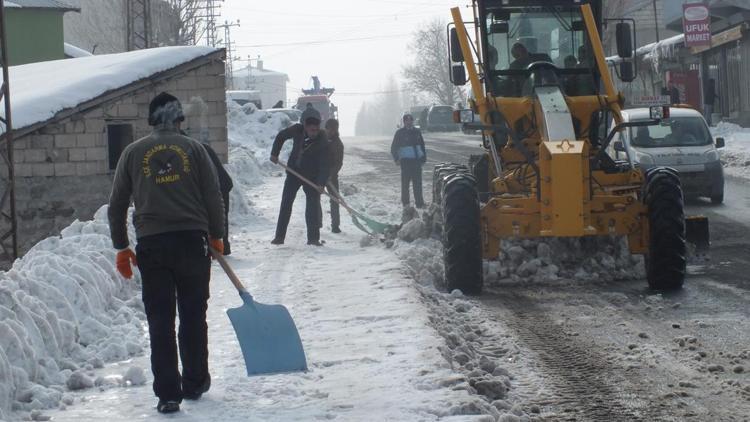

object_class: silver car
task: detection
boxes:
[609,107,725,204]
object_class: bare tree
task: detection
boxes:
[166,0,204,45]
[403,19,464,106]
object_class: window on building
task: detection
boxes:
[107,124,134,170]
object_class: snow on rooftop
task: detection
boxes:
[64,42,92,58]
[0,46,219,134]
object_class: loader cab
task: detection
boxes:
[480,1,603,98]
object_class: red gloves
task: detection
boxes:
[210,238,224,257]
[116,249,137,279]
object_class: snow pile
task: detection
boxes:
[1,46,218,133]
[488,236,644,284]
[392,206,644,288]
[712,121,750,179]
[0,207,146,420]
[223,100,292,223]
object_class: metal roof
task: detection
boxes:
[4,0,79,12]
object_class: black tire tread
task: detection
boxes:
[441,173,483,295]
[645,168,686,290]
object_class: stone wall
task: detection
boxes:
[6,56,227,254]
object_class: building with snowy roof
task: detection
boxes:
[232,61,289,109]
[0,46,227,256]
[3,0,80,65]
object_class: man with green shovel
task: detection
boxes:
[270,106,330,246]
[108,92,225,414]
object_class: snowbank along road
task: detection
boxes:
[5,105,749,421]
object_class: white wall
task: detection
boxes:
[232,70,288,109]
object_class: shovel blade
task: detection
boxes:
[685,215,709,253]
[227,291,307,376]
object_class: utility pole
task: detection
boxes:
[652,0,660,42]
[217,19,240,90]
[0,0,19,264]
[127,0,152,50]
[193,0,223,47]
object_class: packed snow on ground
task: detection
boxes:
[712,121,750,179]
[0,207,146,421]
[336,179,645,419]
[0,46,218,134]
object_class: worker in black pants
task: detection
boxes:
[108,92,225,414]
[391,113,427,208]
[270,106,330,246]
[325,118,344,233]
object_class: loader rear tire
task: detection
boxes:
[469,154,490,203]
[441,172,483,295]
[645,168,686,290]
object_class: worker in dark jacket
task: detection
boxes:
[201,142,233,254]
[270,106,330,246]
[391,113,426,208]
[108,92,224,414]
[325,118,344,233]
[703,78,718,126]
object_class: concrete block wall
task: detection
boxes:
[5,56,228,254]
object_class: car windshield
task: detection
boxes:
[629,116,712,148]
[484,6,597,96]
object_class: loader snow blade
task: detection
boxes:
[227,291,308,376]
[685,215,709,253]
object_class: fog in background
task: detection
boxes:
[220,0,461,136]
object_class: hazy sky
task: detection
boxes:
[219,0,463,135]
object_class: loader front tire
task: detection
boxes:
[645,168,687,290]
[441,172,483,295]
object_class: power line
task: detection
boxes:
[235,33,411,48]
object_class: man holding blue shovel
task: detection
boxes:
[108,92,225,414]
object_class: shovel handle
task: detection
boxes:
[210,247,248,294]
[275,161,363,218]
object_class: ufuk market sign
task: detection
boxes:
[683,3,711,47]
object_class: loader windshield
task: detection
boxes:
[484,6,598,97]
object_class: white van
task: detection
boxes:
[608,107,725,203]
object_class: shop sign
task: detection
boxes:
[683,3,711,47]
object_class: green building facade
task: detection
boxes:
[4,1,78,66]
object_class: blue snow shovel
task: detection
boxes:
[210,249,308,376]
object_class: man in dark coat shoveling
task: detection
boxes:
[270,106,330,246]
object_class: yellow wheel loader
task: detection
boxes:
[435,0,708,295]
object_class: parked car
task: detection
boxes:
[425,105,460,132]
[608,107,725,204]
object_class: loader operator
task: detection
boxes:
[108,92,225,414]
[270,106,330,246]
[391,113,427,208]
